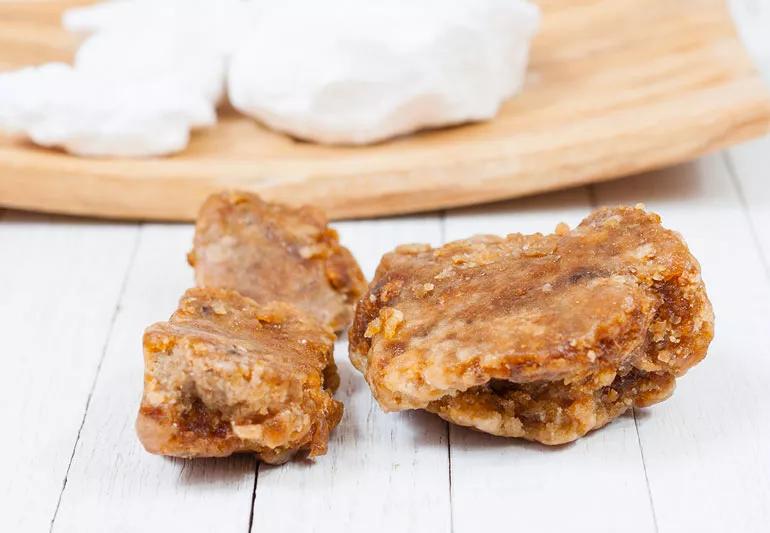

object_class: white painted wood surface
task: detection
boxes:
[51,224,257,533]
[2,4,769,532]
[0,214,137,533]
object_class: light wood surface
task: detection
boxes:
[0,0,769,221]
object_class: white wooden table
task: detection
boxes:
[2,4,770,532]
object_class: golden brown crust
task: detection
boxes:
[349,206,714,444]
[189,191,367,331]
[136,288,343,463]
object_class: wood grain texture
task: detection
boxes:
[444,189,658,533]
[52,224,257,533]
[0,0,768,221]
[726,0,770,271]
[593,156,770,532]
[252,215,452,533]
[0,213,138,532]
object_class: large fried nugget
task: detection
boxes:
[349,206,714,444]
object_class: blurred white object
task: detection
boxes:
[68,0,260,105]
[229,0,540,144]
[0,63,215,157]
[63,0,257,58]
[61,0,137,35]
[2,0,540,156]
[0,0,251,157]
[75,30,227,105]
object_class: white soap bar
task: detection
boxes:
[228,0,540,145]
[0,63,215,157]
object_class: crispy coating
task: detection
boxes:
[137,288,343,464]
[188,191,367,331]
[349,206,714,444]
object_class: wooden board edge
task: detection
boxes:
[2,80,768,222]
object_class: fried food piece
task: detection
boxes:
[188,191,367,331]
[137,288,343,464]
[349,206,714,444]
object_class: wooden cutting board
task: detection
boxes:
[1,0,769,221]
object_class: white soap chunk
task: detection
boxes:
[66,0,259,107]
[63,0,258,59]
[75,29,227,105]
[62,0,137,35]
[228,0,540,145]
[0,0,254,157]
[7,0,539,156]
[0,63,215,157]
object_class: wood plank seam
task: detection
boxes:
[590,155,770,531]
[590,181,661,532]
[447,423,454,533]
[247,463,259,533]
[439,209,455,533]
[632,410,660,533]
[723,151,770,281]
[48,224,142,533]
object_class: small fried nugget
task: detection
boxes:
[188,191,366,331]
[137,288,343,464]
